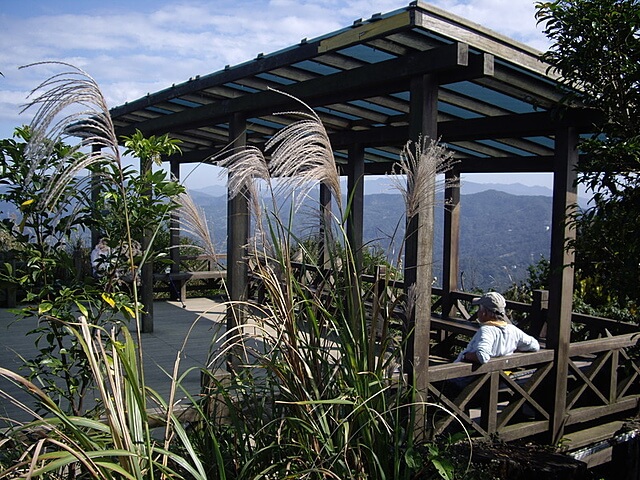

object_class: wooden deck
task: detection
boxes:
[0,298,226,426]
[2,280,638,467]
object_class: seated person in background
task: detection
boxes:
[91,238,111,278]
[456,292,540,364]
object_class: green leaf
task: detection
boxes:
[75,300,89,317]
[431,457,455,480]
[38,302,53,314]
[404,447,423,469]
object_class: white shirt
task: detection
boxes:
[455,323,540,364]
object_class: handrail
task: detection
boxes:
[286,261,638,339]
[428,349,555,382]
[568,332,640,356]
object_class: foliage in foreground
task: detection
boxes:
[0,66,467,479]
[536,0,640,317]
[0,123,183,416]
[187,96,463,479]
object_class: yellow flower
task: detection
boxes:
[101,293,116,308]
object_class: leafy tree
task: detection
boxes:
[536,0,640,316]
[0,125,184,415]
[122,128,182,170]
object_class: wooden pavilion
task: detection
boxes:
[109,1,639,464]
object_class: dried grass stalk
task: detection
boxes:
[266,89,342,210]
[20,62,121,210]
[174,190,217,258]
[390,136,458,219]
[216,145,270,200]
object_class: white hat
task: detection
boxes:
[472,292,506,316]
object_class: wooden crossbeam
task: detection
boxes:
[566,353,612,409]
[497,363,552,429]
[116,42,481,138]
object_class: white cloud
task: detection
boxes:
[0,0,552,188]
[435,0,549,51]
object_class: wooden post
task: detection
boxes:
[441,168,461,317]
[169,158,181,300]
[346,144,365,332]
[319,183,332,268]
[547,126,578,444]
[141,157,154,333]
[226,113,250,372]
[404,74,438,406]
[530,289,549,338]
[170,158,181,274]
[346,144,365,275]
[90,144,102,250]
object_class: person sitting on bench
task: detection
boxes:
[456,292,540,364]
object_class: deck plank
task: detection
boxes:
[0,298,226,426]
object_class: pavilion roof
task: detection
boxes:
[110,1,597,175]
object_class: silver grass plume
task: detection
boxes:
[216,145,270,200]
[390,136,457,219]
[174,190,217,259]
[265,89,342,210]
[216,144,270,237]
[20,62,120,209]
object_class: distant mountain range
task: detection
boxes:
[0,180,556,291]
[189,181,555,292]
[192,180,554,199]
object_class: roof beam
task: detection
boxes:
[114,42,493,137]
[361,154,557,175]
[109,42,322,117]
[167,109,598,165]
[438,108,602,140]
[457,155,554,172]
[328,109,601,148]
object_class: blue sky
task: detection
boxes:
[0,0,552,189]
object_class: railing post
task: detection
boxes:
[547,126,579,444]
[530,289,549,338]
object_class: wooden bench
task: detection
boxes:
[153,254,227,300]
[153,270,226,300]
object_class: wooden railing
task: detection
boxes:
[564,333,640,430]
[276,261,640,446]
[427,349,555,441]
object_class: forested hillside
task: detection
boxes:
[190,188,552,292]
[0,182,552,292]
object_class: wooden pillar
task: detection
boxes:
[140,157,154,333]
[226,113,250,372]
[319,183,332,268]
[530,289,549,338]
[441,168,461,317]
[547,126,578,444]
[404,74,438,401]
[346,144,365,274]
[90,144,102,249]
[346,145,365,332]
[170,158,181,278]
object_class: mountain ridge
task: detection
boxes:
[192,180,554,199]
[189,186,553,292]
